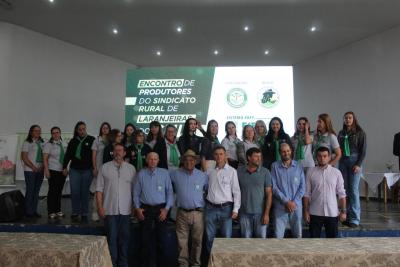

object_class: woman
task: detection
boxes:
[200,120,220,171]
[262,117,292,170]
[92,122,111,177]
[255,120,267,147]
[291,117,314,173]
[103,129,123,164]
[237,125,259,166]
[312,113,342,166]
[21,125,44,218]
[63,121,95,222]
[164,124,181,170]
[126,130,152,171]
[221,121,241,169]
[91,122,111,222]
[122,123,136,148]
[338,111,366,228]
[146,121,167,169]
[43,126,67,219]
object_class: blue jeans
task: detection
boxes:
[239,213,267,238]
[69,168,92,216]
[339,154,361,225]
[204,203,233,253]
[24,171,44,215]
[274,206,302,238]
[104,215,131,267]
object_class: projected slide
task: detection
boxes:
[125,66,294,140]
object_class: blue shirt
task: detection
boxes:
[170,168,208,210]
[133,167,174,209]
[271,160,305,210]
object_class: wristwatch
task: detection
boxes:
[339,208,347,213]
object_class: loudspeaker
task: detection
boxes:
[0,190,25,222]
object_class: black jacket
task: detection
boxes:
[63,135,95,170]
[262,133,292,170]
[152,138,168,169]
[393,132,400,156]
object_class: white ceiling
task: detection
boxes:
[1,0,400,66]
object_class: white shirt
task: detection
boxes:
[221,136,240,161]
[43,141,65,171]
[304,165,346,217]
[206,163,241,213]
[21,140,44,171]
[91,136,107,172]
[291,135,315,168]
[96,161,136,216]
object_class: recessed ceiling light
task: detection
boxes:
[112,28,119,35]
[176,26,183,33]
[48,0,55,3]
[213,50,219,55]
[243,26,250,32]
[310,26,317,32]
[264,50,270,55]
[156,50,162,56]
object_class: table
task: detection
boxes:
[209,238,400,267]
[362,172,400,203]
[0,232,112,267]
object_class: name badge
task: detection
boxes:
[158,185,163,191]
[195,185,200,190]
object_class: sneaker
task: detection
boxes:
[56,212,65,218]
[349,223,359,228]
[48,213,57,219]
[91,213,100,222]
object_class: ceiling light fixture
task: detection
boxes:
[243,26,250,32]
[176,26,183,33]
[112,28,119,35]
[310,26,317,32]
[213,50,219,55]
[264,50,270,55]
[156,50,162,56]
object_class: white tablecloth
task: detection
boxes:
[361,172,400,194]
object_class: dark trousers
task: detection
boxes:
[140,203,168,267]
[105,215,131,267]
[24,171,44,215]
[309,215,338,238]
[47,170,66,214]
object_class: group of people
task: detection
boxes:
[20,111,367,267]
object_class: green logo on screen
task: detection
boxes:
[258,88,279,108]
[226,88,247,108]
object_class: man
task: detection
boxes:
[304,146,347,238]
[133,152,174,267]
[271,143,305,238]
[237,147,272,238]
[96,143,136,267]
[170,150,208,267]
[393,131,400,170]
[205,146,241,253]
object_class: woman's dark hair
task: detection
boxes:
[225,121,237,138]
[49,126,62,143]
[294,117,311,136]
[108,129,121,144]
[342,111,363,133]
[205,120,218,141]
[266,117,287,140]
[98,122,111,137]
[25,125,44,143]
[181,118,197,137]
[73,121,86,138]
[122,123,136,145]
[146,121,163,142]
[133,129,146,144]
